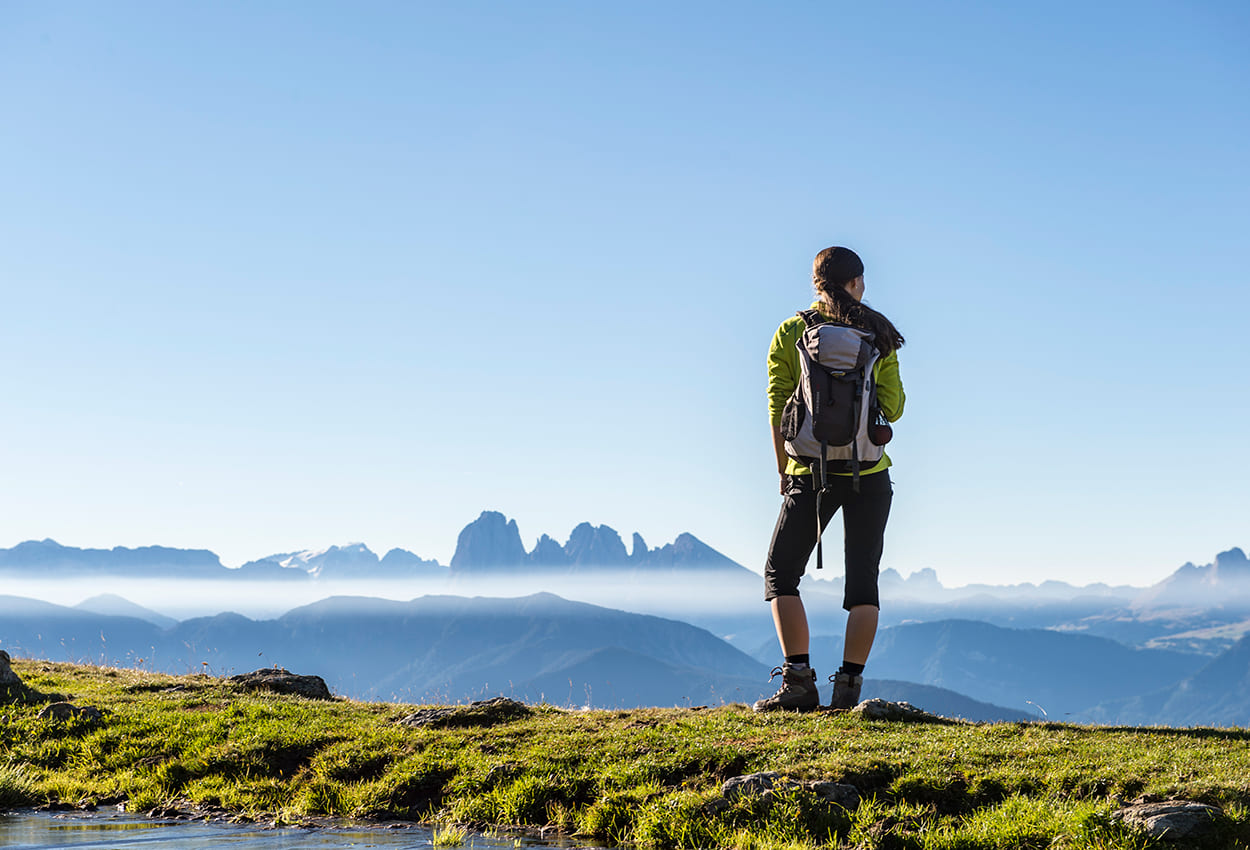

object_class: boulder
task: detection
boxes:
[721,772,861,808]
[807,780,861,809]
[36,702,104,723]
[37,702,78,721]
[227,669,333,700]
[852,698,949,723]
[722,772,801,801]
[398,696,531,729]
[1114,800,1225,842]
[0,650,19,687]
[1,651,60,705]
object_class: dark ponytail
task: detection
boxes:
[812,247,905,355]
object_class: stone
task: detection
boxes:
[721,772,801,801]
[227,669,333,700]
[398,697,531,729]
[34,702,104,723]
[1,652,55,706]
[721,773,861,808]
[37,702,79,721]
[852,698,947,723]
[1114,800,1224,842]
[0,650,20,687]
[806,780,861,809]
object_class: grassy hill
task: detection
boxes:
[3,659,1249,849]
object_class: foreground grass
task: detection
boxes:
[3,660,1250,849]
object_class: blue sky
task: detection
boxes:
[2,1,1246,588]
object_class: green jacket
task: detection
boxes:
[767,302,906,477]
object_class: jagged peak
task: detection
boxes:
[1216,547,1248,565]
[631,532,648,560]
[450,510,526,569]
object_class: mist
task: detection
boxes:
[1,570,777,623]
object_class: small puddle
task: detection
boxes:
[0,811,600,849]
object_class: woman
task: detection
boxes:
[754,246,906,712]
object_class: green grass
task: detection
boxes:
[2,659,1249,848]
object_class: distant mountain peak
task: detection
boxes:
[1133,546,1250,611]
[445,512,753,575]
[565,523,628,567]
[450,511,526,571]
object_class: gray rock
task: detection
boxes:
[1114,800,1224,842]
[36,702,103,723]
[227,669,333,700]
[398,697,531,729]
[721,772,801,801]
[0,650,19,687]
[806,780,860,809]
[722,773,861,809]
[37,702,79,721]
[852,698,947,723]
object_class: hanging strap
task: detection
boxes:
[850,371,865,493]
[815,439,829,569]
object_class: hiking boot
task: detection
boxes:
[828,671,863,711]
[752,664,819,712]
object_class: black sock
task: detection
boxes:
[838,661,865,677]
[785,654,810,668]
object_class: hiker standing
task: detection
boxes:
[754,246,905,712]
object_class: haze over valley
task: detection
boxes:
[3,511,1248,726]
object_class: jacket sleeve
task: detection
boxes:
[767,321,799,426]
[874,350,905,422]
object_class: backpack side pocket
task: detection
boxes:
[780,390,805,441]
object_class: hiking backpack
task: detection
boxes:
[779,309,891,568]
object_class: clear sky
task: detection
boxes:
[2,1,1246,588]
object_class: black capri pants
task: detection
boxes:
[764,469,893,610]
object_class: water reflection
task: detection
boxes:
[0,811,592,849]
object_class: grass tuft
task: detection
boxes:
[0,764,40,808]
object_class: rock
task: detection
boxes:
[721,772,801,801]
[852,698,948,723]
[806,780,860,809]
[35,702,104,722]
[398,697,532,729]
[37,702,79,721]
[1,652,56,706]
[1114,800,1224,842]
[228,669,333,700]
[0,650,20,687]
[721,773,861,808]
[35,802,76,812]
[147,804,189,819]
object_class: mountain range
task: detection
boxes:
[0,511,755,580]
[0,591,1031,720]
[3,515,1247,725]
[2,513,1244,609]
[8,588,1250,725]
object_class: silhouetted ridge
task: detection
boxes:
[446,512,756,575]
[565,523,629,567]
[449,511,527,571]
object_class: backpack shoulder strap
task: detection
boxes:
[796,309,827,329]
